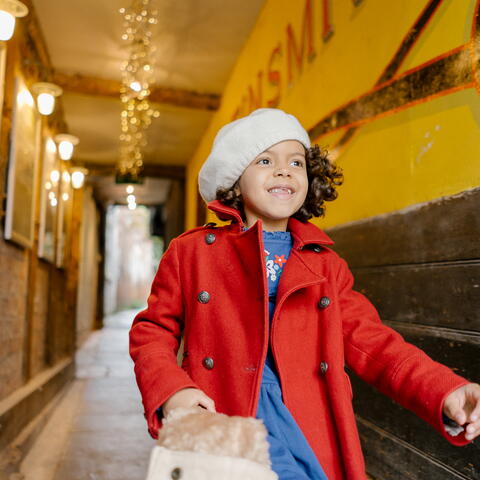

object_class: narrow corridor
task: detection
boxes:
[19,310,155,480]
[0,2,478,478]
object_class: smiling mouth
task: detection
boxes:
[267,187,295,198]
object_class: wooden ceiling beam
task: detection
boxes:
[22,0,52,68]
[52,71,220,111]
[80,162,186,181]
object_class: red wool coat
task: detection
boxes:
[129,200,472,480]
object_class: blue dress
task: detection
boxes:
[255,229,329,480]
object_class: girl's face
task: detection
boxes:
[235,139,309,231]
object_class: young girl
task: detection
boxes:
[129,108,480,480]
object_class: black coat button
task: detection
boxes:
[318,296,331,308]
[203,357,214,369]
[320,361,328,374]
[198,291,210,303]
[171,467,182,479]
[205,233,216,244]
[301,244,322,252]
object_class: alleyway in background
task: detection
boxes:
[19,310,155,480]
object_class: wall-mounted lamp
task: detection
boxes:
[32,82,62,115]
[71,167,88,189]
[0,0,28,41]
[54,133,79,160]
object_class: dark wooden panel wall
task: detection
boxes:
[326,187,480,480]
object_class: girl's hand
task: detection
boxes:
[162,387,216,418]
[443,383,480,441]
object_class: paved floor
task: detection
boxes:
[20,309,156,480]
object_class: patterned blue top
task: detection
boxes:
[263,230,292,302]
[262,230,293,371]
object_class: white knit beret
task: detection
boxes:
[198,107,311,203]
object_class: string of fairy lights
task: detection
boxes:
[117,0,159,190]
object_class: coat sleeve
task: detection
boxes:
[336,256,473,446]
[129,238,201,438]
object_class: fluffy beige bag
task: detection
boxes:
[145,407,278,480]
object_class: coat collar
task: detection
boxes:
[206,200,335,248]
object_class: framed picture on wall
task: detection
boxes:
[38,136,59,262]
[4,76,41,248]
[55,165,72,268]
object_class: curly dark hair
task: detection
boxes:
[215,143,344,222]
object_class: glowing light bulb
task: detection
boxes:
[59,141,73,160]
[62,171,70,183]
[71,169,87,189]
[127,194,136,203]
[128,202,137,210]
[62,192,69,201]
[126,185,134,194]
[130,81,142,92]
[50,169,60,183]
[0,10,15,41]
[54,134,79,161]
[37,92,54,115]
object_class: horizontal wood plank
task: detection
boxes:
[326,187,480,267]
[52,71,220,111]
[350,261,480,331]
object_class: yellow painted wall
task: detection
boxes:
[186,0,480,230]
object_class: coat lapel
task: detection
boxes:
[274,247,328,308]
[276,215,334,302]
